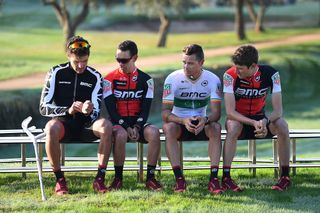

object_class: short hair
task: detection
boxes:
[182,44,204,61]
[118,40,138,57]
[66,35,91,56]
[231,45,259,67]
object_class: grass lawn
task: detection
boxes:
[0,168,319,212]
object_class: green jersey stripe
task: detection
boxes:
[174,97,210,109]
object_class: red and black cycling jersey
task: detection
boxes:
[39,62,104,127]
[103,68,154,129]
[223,65,282,116]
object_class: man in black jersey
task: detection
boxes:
[39,36,113,195]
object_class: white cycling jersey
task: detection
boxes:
[162,69,221,118]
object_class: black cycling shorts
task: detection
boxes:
[58,119,98,142]
[238,114,274,140]
[178,124,209,141]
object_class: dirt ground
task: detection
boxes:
[0,23,319,90]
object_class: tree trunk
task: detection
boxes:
[42,0,90,50]
[234,0,246,40]
[255,0,267,33]
[245,0,257,23]
[157,13,170,48]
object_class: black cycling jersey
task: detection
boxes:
[39,62,104,127]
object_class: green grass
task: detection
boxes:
[0,168,320,212]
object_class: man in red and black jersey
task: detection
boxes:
[103,40,162,191]
[222,45,290,192]
[40,36,113,195]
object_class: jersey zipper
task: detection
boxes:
[127,72,130,117]
[72,73,78,119]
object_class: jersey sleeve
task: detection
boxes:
[135,76,153,128]
[39,68,69,117]
[223,72,235,94]
[162,74,174,104]
[209,74,222,102]
[271,72,282,93]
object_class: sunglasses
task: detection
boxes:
[68,41,90,49]
[116,57,132,64]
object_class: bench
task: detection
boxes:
[1,125,320,181]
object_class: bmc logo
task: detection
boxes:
[180,92,207,98]
[114,90,143,99]
[235,88,268,97]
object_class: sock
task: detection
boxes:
[114,165,124,180]
[95,165,106,180]
[147,165,156,181]
[222,166,231,179]
[53,169,64,181]
[210,166,219,179]
[281,166,290,177]
[173,166,183,179]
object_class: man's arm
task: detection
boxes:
[208,101,221,123]
[268,92,283,123]
[224,93,257,126]
[39,69,69,117]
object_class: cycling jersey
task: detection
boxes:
[223,65,281,116]
[162,69,222,118]
[39,62,103,127]
[103,68,154,129]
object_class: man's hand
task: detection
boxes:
[127,126,140,141]
[193,116,206,135]
[82,100,93,116]
[254,119,268,138]
[68,101,84,115]
[183,116,205,135]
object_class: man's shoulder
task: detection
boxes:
[165,69,184,79]
[51,62,69,71]
[137,68,152,79]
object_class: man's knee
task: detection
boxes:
[225,120,242,140]
[45,119,62,139]
[144,125,160,141]
[114,128,128,144]
[272,118,289,137]
[163,122,179,137]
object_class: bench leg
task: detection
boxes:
[291,139,296,176]
[21,144,26,179]
[157,149,161,176]
[248,140,256,177]
[179,141,183,173]
[137,143,144,183]
[60,144,65,166]
[272,139,279,178]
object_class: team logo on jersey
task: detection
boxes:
[132,75,138,81]
[255,75,260,82]
[147,79,154,91]
[163,84,171,97]
[223,74,233,87]
[201,80,208,87]
[103,79,112,93]
[272,72,280,85]
[80,81,92,88]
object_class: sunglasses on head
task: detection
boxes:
[68,41,90,49]
[116,57,132,64]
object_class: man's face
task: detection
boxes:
[235,64,256,79]
[68,54,89,74]
[116,49,136,73]
[182,54,204,80]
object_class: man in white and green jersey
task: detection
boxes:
[162,44,223,194]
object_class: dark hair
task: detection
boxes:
[118,40,138,57]
[231,45,258,67]
[182,44,204,61]
[66,35,90,56]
